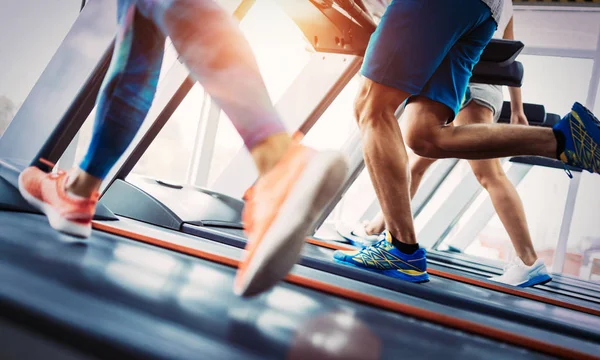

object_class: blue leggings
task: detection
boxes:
[80,0,286,179]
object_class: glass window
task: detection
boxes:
[207,0,313,186]
[0,0,81,137]
[301,77,360,151]
[514,9,600,51]
[207,112,244,187]
[413,160,475,233]
[130,83,205,183]
[564,173,600,280]
[503,55,593,115]
[239,0,312,103]
[301,76,365,232]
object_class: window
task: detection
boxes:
[514,9,600,51]
[0,0,81,137]
[131,83,205,183]
[207,0,313,186]
[301,77,360,151]
[207,112,244,187]
[504,55,594,115]
[563,173,600,280]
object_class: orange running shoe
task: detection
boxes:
[18,166,98,238]
[234,144,348,297]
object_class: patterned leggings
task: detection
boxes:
[80,0,285,179]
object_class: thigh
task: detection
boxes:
[454,98,495,126]
[456,101,504,176]
[419,13,497,120]
[101,0,166,112]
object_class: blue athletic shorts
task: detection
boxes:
[361,0,497,119]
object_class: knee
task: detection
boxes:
[405,129,441,158]
[353,84,397,129]
[472,167,505,190]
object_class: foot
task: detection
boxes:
[489,258,552,288]
[335,221,380,248]
[18,166,98,238]
[234,144,348,297]
[332,232,429,283]
[553,102,600,174]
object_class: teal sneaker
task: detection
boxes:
[333,232,429,283]
[553,102,600,175]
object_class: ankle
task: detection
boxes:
[66,169,102,198]
[250,133,292,175]
[518,253,538,267]
[387,230,419,254]
[552,129,565,160]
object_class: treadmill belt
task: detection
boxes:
[182,224,600,344]
[0,211,556,360]
[428,251,600,300]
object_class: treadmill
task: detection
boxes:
[1,0,599,359]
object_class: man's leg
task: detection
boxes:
[333,0,493,283]
[360,154,436,237]
[354,78,414,243]
[333,79,429,283]
[404,97,557,160]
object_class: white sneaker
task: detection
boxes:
[335,221,380,248]
[489,258,552,288]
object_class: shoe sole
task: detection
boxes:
[335,224,379,249]
[18,174,91,238]
[333,258,430,283]
[234,151,348,297]
[517,274,553,288]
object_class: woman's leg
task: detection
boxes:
[456,102,537,265]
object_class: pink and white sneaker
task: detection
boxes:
[18,166,98,238]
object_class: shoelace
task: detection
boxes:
[38,158,100,203]
[502,258,521,273]
[49,170,66,179]
[561,108,600,178]
[357,235,388,254]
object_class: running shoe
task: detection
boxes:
[553,102,600,175]
[489,258,552,288]
[18,166,98,238]
[336,221,380,248]
[234,143,348,297]
[333,232,429,283]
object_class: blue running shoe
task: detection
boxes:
[333,232,429,283]
[553,102,600,175]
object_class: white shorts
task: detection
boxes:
[461,83,504,122]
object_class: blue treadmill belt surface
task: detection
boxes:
[0,211,556,360]
[185,225,600,344]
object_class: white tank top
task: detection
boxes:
[492,0,513,39]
